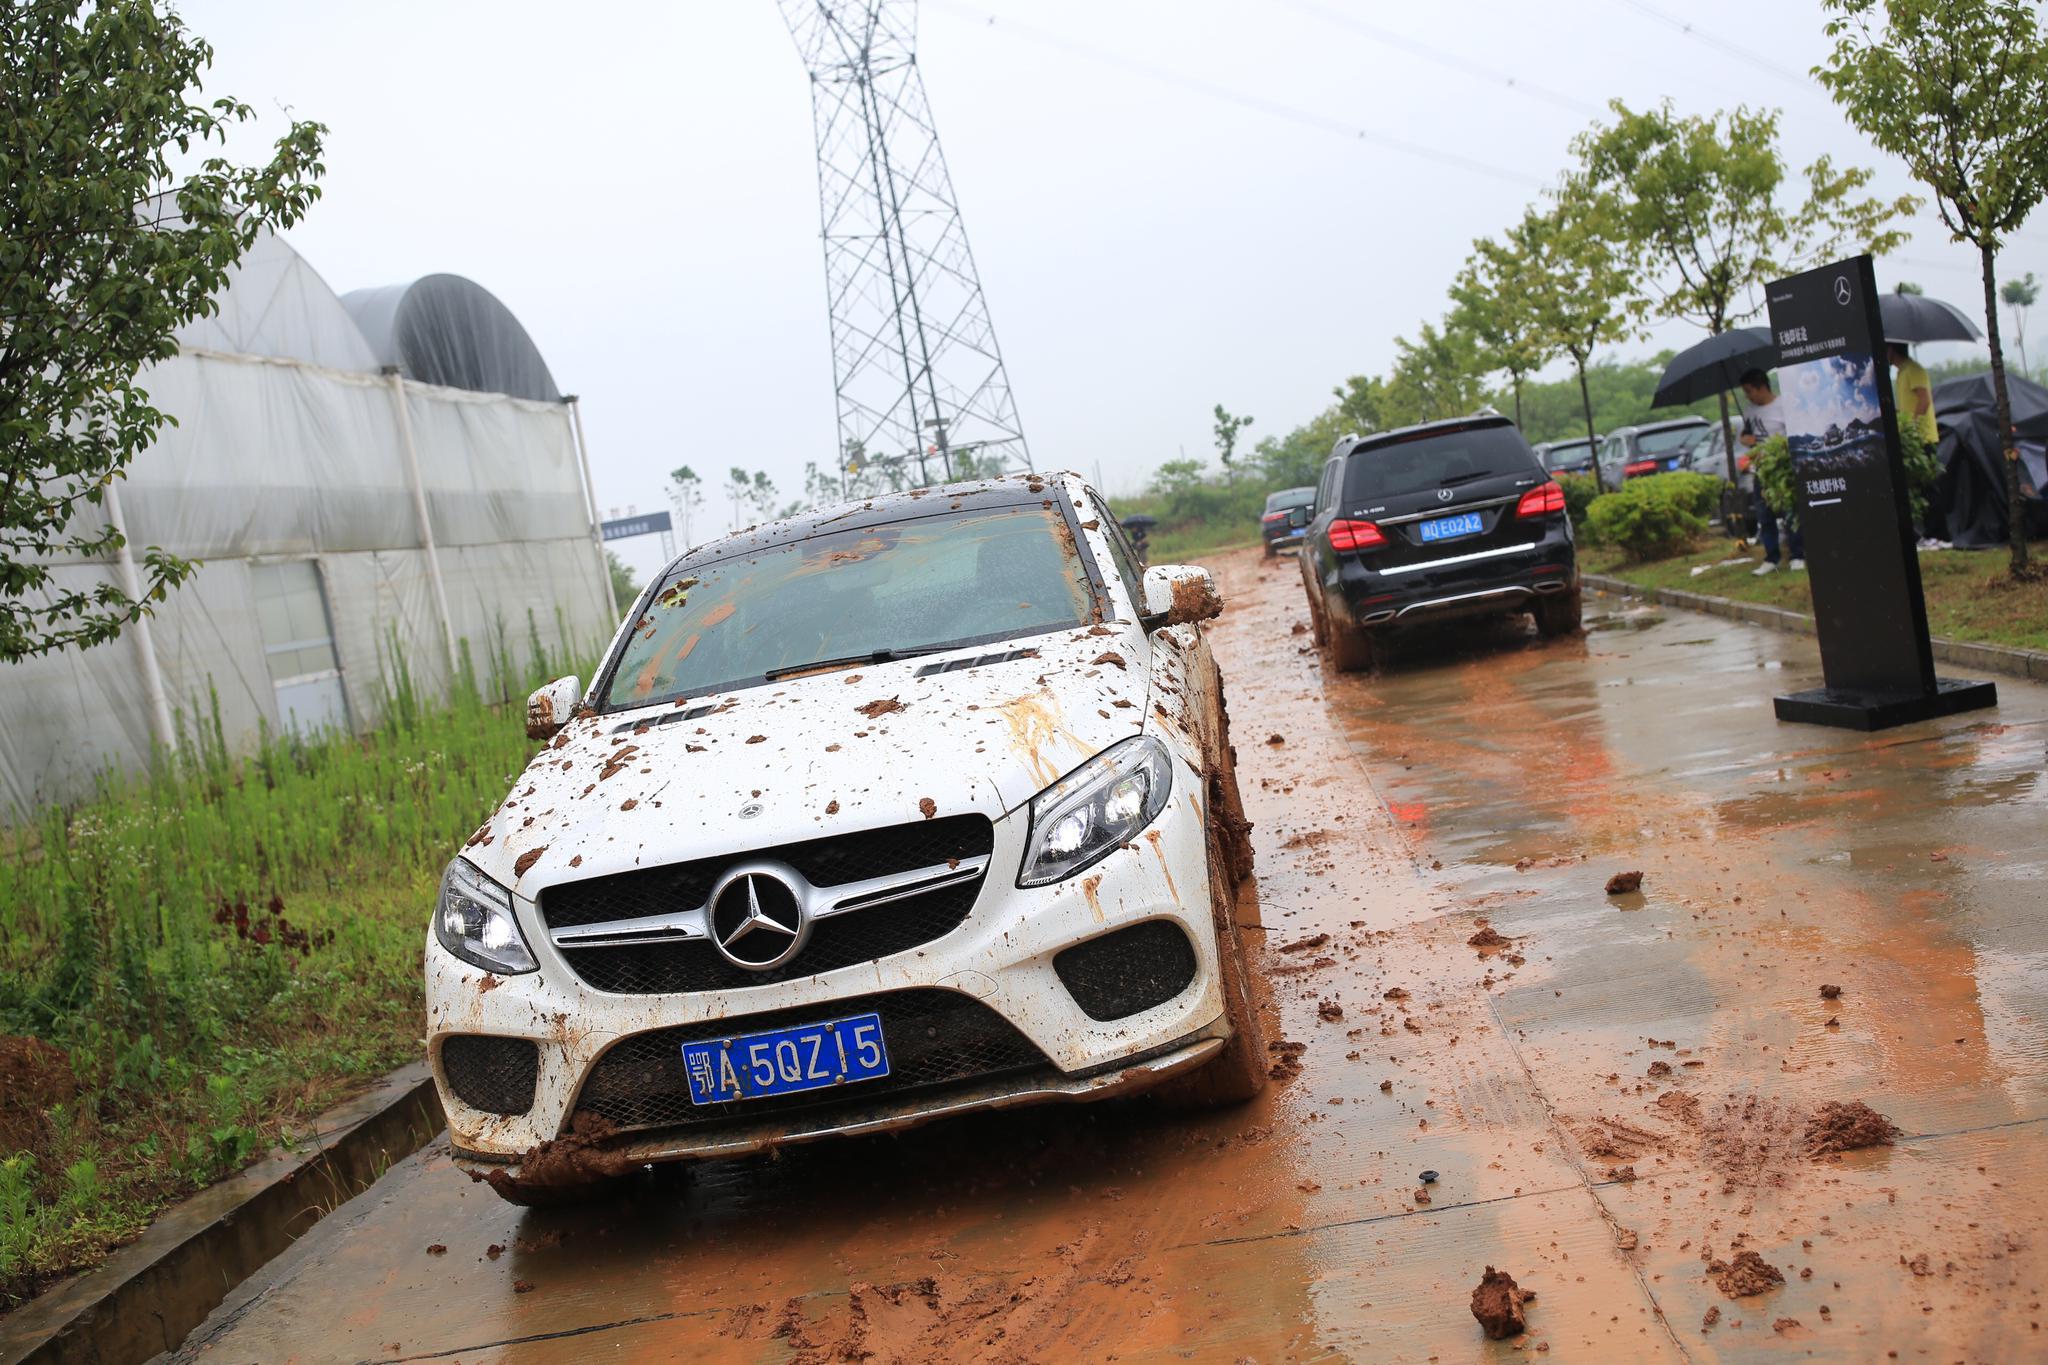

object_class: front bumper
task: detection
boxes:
[1329,524,1576,630]
[425,768,1225,1164]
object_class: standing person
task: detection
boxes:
[1889,342,1948,547]
[1738,369,1803,575]
[1888,342,1939,445]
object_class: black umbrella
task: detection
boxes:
[1879,291,1983,344]
[1651,326,1776,407]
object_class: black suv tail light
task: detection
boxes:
[1329,518,1386,551]
[1515,482,1565,519]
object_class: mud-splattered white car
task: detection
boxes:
[428,473,1265,1201]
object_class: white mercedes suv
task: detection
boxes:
[427,472,1265,1201]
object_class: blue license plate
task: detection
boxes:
[1418,511,1484,543]
[680,1011,890,1105]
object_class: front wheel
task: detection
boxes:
[1155,826,1268,1109]
[1534,587,1583,638]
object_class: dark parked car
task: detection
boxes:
[1596,417,1711,485]
[1259,486,1315,557]
[1533,436,1600,477]
[1298,415,1579,670]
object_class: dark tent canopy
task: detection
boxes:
[1931,371,2048,548]
[342,274,561,402]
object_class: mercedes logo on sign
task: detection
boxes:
[709,870,806,970]
[1834,275,1852,306]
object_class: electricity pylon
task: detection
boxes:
[780,0,1032,489]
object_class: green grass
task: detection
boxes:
[0,625,587,1309]
[1583,538,2048,652]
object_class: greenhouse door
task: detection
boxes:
[252,560,350,738]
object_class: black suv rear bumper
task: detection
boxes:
[1326,523,1576,631]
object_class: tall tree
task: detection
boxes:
[748,470,779,522]
[2003,271,2039,377]
[1818,0,2048,575]
[1212,405,1254,484]
[1382,322,1492,428]
[1,0,325,662]
[1511,191,1636,492]
[668,465,703,547]
[724,467,750,529]
[1574,99,1914,484]
[1450,237,1554,430]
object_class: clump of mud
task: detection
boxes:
[1170,576,1223,623]
[481,1111,635,1203]
[1606,870,1643,895]
[1467,924,1510,951]
[1706,1249,1784,1298]
[1267,1040,1306,1081]
[855,697,905,719]
[1805,1100,1900,1155]
[1469,1266,1533,1339]
[1820,983,1843,999]
[1316,999,1343,1022]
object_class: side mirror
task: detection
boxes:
[1287,507,1308,529]
[525,676,581,741]
[1140,565,1223,628]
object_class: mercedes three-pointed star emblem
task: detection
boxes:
[709,871,806,970]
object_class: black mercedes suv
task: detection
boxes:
[1298,415,1579,670]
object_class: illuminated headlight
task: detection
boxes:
[433,858,537,974]
[1019,736,1174,887]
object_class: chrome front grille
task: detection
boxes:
[538,815,996,993]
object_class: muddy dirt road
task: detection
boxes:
[173,546,2048,1362]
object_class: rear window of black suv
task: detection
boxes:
[1342,424,1543,503]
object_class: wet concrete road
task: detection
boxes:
[173,547,2048,1362]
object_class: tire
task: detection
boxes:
[1330,623,1376,672]
[1534,587,1583,638]
[1154,810,1268,1110]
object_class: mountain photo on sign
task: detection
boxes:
[1782,352,1886,474]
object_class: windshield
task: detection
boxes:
[1540,441,1592,468]
[596,505,1096,711]
[1637,425,1708,457]
[1265,488,1314,511]
[1342,425,1539,502]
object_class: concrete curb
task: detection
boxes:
[0,1063,443,1365]
[1582,572,2048,685]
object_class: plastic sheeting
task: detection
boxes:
[343,276,562,402]
[0,347,612,813]
[1932,372,2048,549]
[171,229,380,374]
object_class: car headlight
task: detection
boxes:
[434,858,538,974]
[1019,736,1174,887]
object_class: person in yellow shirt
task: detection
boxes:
[1887,342,1940,445]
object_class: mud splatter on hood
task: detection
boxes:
[470,623,1152,896]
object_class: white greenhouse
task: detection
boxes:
[1,231,616,811]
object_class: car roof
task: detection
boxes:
[1617,417,1711,435]
[1334,413,1517,460]
[658,472,1078,577]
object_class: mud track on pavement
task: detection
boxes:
[168,546,2048,1362]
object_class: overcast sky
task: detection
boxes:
[180,0,2043,582]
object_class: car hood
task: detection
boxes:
[465,622,1151,899]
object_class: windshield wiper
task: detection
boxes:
[1437,470,1495,488]
[763,645,951,681]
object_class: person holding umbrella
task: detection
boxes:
[1738,368,1802,575]
[1888,341,1940,445]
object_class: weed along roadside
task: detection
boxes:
[0,638,587,1313]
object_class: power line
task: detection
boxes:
[924,1,1547,188]
[1611,0,1822,96]
[1275,0,1603,118]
